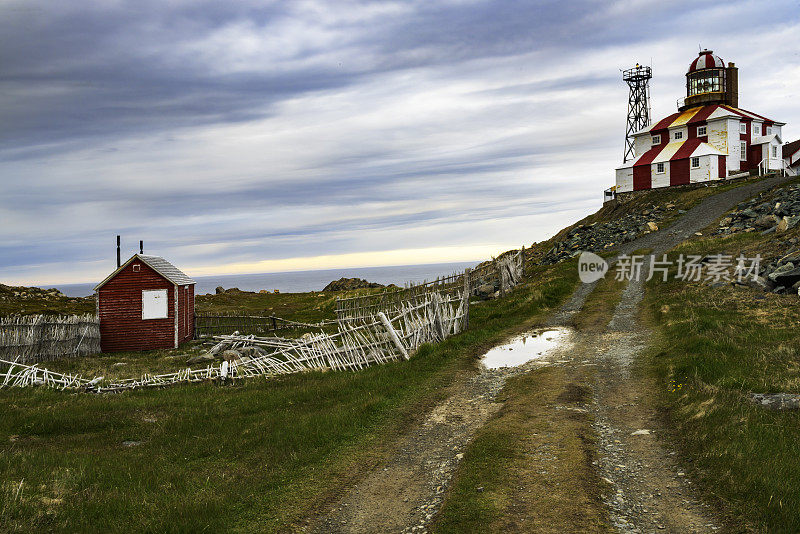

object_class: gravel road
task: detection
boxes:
[304,174,792,534]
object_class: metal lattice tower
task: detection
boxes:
[622,64,652,163]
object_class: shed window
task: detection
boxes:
[674,131,683,140]
[142,289,168,320]
[740,141,747,161]
[772,145,778,158]
[132,264,141,272]
[656,162,665,174]
[652,134,661,145]
[697,126,707,137]
[691,157,700,168]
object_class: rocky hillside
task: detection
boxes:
[713,181,800,295]
[0,283,66,301]
[0,283,95,316]
[542,203,674,264]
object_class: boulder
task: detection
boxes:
[777,216,800,233]
[768,262,795,281]
[771,267,800,287]
[739,208,758,219]
[186,353,215,365]
[476,284,495,299]
[646,222,659,232]
[753,214,779,229]
[221,349,241,362]
[750,393,800,411]
[215,286,225,294]
[238,346,264,358]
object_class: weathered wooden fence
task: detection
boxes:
[0,291,467,393]
[335,248,525,323]
[0,247,527,393]
[194,313,336,338]
[0,314,100,364]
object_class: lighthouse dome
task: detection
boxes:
[688,50,725,73]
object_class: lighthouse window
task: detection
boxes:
[753,123,761,136]
[688,69,723,96]
[651,134,661,145]
[656,162,665,174]
[766,127,773,135]
[697,126,707,137]
[740,122,747,134]
[673,131,683,140]
[740,141,747,161]
[691,157,700,168]
[772,146,778,158]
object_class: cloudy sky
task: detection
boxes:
[2,0,799,286]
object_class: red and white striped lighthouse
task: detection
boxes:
[615,50,786,192]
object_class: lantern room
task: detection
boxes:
[681,50,738,110]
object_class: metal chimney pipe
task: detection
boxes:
[139,240,143,255]
[116,235,121,268]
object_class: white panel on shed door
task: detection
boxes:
[142,289,168,319]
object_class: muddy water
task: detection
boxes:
[481,327,573,369]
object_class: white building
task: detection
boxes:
[615,50,785,193]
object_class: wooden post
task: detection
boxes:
[495,258,505,298]
[377,312,409,360]
[462,267,471,330]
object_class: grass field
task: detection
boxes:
[642,232,800,532]
[0,260,579,533]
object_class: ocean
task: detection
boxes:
[55,261,481,297]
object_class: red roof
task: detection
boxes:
[784,139,800,159]
[688,50,725,73]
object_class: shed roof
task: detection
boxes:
[94,254,195,291]
[783,139,800,159]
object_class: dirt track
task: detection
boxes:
[304,175,791,534]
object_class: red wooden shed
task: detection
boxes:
[94,254,196,352]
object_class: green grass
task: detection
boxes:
[0,260,579,533]
[643,235,800,532]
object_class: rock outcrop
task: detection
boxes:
[322,278,389,291]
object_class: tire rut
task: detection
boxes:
[302,174,792,534]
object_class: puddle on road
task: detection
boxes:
[481,327,573,369]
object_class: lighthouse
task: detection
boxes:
[615,50,786,193]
